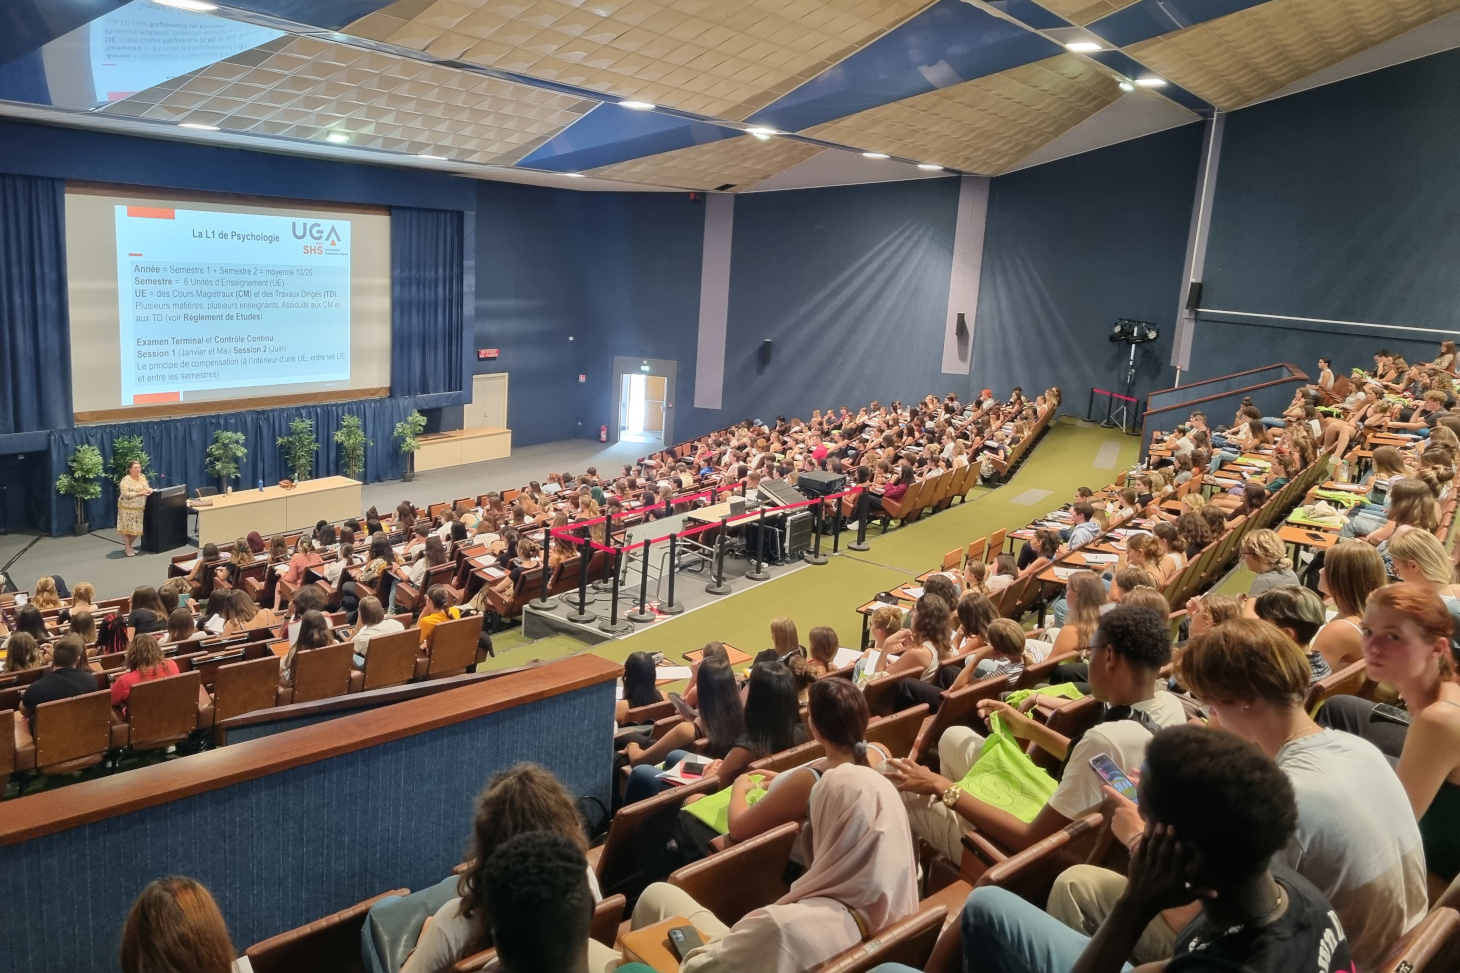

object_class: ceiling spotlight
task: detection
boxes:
[1136,77,1167,87]
[326,132,350,143]
[564,172,585,178]
[619,100,655,110]
[917,163,944,171]
[178,122,219,130]
[1065,41,1102,52]
[153,0,218,10]
[862,151,889,159]
[1119,81,1134,92]
[746,127,777,140]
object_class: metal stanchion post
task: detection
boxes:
[597,548,634,634]
[626,538,656,623]
[705,518,732,595]
[592,513,615,591]
[565,537,595,623]
[849,488,871,552]
[803,499,828,565]
[532,547,553,608]
[660,533,685,614]
[830,494,843,555]
[746,509,770,581]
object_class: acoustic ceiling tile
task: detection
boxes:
[1125,0,1460,110]
[463,38,518,63]
[417,0,477,31]
[453,8,510,37]
[424,31,479,57]
[586,133,822,189]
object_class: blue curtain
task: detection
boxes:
[391,207,466,407]
[0,174,72,435]
[47,396,427,534]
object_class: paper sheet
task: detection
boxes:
[654,665,693,683]
[833,647,863,669]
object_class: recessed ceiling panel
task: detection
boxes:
[806,53,1121,174]
[586,134,823,191]
[1027,0,1142,27]
[100,33,594,164]
[345,0,935,121]
[516,102,743,172]
[1126,0,1460,110]
[1086,0,1271,48]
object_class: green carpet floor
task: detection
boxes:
[475,418,1143,678]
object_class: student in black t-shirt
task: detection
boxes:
[20,635,96,721]
[960,724,1353,973]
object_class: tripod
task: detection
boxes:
[1101,341,1139,433]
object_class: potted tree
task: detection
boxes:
[393,410,427,482]
[277,417,318,484]
[56,444,104,535]
[205,430,248,494]
[110,434,152,483]
[334,414,371,480]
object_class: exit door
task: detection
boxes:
[610,357,677,446]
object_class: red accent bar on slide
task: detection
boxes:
[125,207,175,219]
[133,392,181,404]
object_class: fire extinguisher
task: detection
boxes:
[599,425,608,442]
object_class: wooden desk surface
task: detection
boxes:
[1277,524,1339,551]
[195,475,360,510]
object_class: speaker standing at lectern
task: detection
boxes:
[117,460,154,558]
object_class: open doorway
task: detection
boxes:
[610,357,677,446]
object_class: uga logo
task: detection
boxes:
[291,222,342,244]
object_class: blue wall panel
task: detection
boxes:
[0,682,614,973]
[1195,49,1460,380]
[711,178,961,433]
[973,124,1202,410]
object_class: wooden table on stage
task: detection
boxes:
[192,476,362,546]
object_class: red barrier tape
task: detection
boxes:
[549,485,868,554]
[1091,388,1138,402]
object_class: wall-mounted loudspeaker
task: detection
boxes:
[760,339,773,366]
[955,312,968,338]
[1185,281,1203,311]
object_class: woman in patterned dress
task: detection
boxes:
[117,460,152,557]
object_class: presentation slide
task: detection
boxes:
[119,206,351,403]
[66,191,391,421]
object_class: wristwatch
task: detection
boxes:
[942,784,962,808]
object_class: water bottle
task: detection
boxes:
[1338,460,1350,483]
[258,478,265,492]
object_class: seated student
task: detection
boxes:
[961,725,1351,973]
[1241,529,1300,595]
[1048,570,1106,649]
[952,590,998,657]
[629,762,918,973]
[417,585,462,649]
[805,625,838,676]
[393,534,447,612]
[1061,502,1101,554]
[120,876,244,973]
[220,589,277,639]
[30,575,63,610]
[110,634,181,715]
[623,656,745,804]
[883,606,1182,860]
[472,833,607,973]
[720,677,889,851]
[275,536,324,610]
[57,581,96,625]
[3,632,44,673]
[963,617,1030,688]
[1313,542,1386,670]
[767,616,803,659]
[127,586,170,638]
[20,635,95,719]
[1174,511,1211,561]
[67,609,97,649]
[8,604,50,649]
[1251,585,1331,683]
[986,553,1018,593]
[350,596,405,669]
[616,650,665,725]
[1318,583,1460,885]
[280,610,333,687]
[1388,528,1460,607]
[402,764,613,973]
[867,594,954,682]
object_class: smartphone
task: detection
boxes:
[668,925,704,960]
[1089,753,1139,804]
[1372,703,1412,727]
[680,757,710,778]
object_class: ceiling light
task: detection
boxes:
[862,152,889,159]
[917,163,944,171]
[564,172,585,178]
[1119,81,1134,92]
[178,122,219,131]
[153,0,218,10]
[1136,77,1167,87]
[746,127,777,140]
[1065,41,1102,52]
[619,100,655,110]
[417,153,445,160]
[326,132,350,143]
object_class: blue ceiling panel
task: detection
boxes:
[985,0,1071,31]
[219,0,399,31]
[0,49,50,105]
[516,103,744,172]
[1088,0,1272,48]
[0,0,129,67]
[1088,50,1212,112]
[745,0,1059,134]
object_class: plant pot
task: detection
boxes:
[403,469,415,482]
[73,522,89,536]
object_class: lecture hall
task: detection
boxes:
[2,1,1459,971]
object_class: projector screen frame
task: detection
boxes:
[65,180,393,425]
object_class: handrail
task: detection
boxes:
[0,653,620,846]
[1141,363,1309,456]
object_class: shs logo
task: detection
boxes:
[292,221,343,254]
